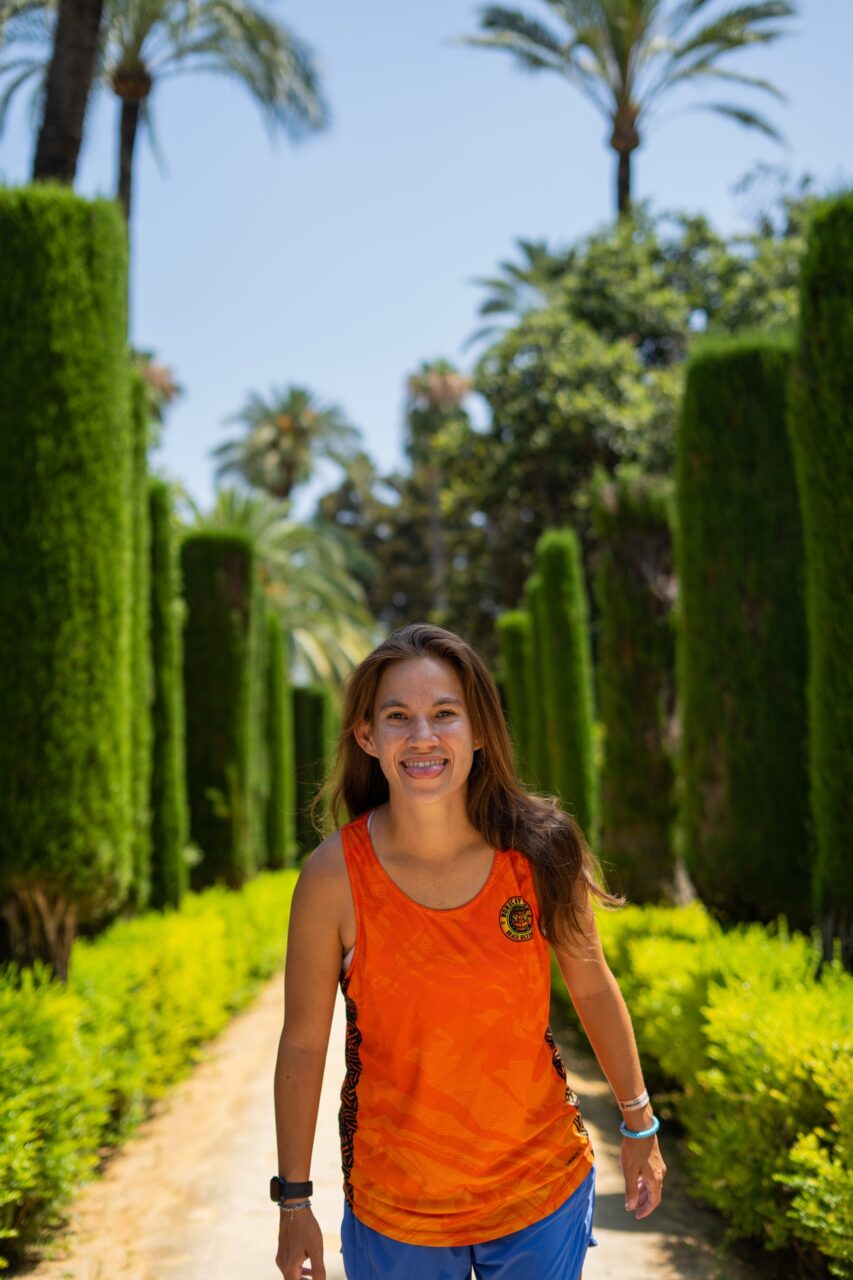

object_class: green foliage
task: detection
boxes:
[293,683,336,854]
[130,371,154,911]
[782,1049,853,1278]
[533,529,598,841]
[181,485,382,688]
[180,532,265,889]
[787,194,853,965]
[148,477,191,909]
[0,183,134,933]
[265,610,298,867]
[590,467,676,902]
[0,870,296,1270]
[684,973,852,1265]
[495,610,536,784]
[521,574,550,791]
[316,196,809,668]
[551,902,853,1275]
[674,333,811,931]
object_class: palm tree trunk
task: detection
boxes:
[32,0,104,183]
[616,149,631,217]
[118,98,142,225]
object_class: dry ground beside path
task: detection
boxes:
[22,968,773,1280]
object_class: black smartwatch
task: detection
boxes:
[270,1175,313,1202]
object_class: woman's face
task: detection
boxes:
[355,655,482,798]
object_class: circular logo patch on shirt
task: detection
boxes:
[499,896,534,942]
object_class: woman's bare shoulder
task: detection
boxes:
[303,828,346,880]
[296,829,351,938]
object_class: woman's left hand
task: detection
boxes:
[620,1135,666,1220]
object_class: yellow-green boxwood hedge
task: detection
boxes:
[551,901,853,1278]
[0,869,296,1271]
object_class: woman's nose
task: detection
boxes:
[407,716,439,742]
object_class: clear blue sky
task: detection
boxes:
[1,1,850,520]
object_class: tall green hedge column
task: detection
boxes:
[181,532,264,890]
[675,334,810,930]
[293,684,336,856]
[0,185,134,980]
[129,370,153,911]
[496,610,536,784]
[148,477,190,910]
[522,573,550,792]
[590,469,676,903]
[788,196,853,969]
[534,529,598,842]
[265,610,297,869]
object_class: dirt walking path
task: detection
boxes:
[21,969,769,1280]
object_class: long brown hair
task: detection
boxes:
[311,623,626,954]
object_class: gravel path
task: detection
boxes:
[21,969,769,1280]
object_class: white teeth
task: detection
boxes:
[403,759,446,768]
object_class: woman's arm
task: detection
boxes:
[551,890,667,1220]
[274,839,344,1277]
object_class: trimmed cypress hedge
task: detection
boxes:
[521,573,550,791]
[0,184,134,979]
[265,610,297,868]
[496,610,536,784]
[129,370,154,911]
[293,684,336,856]
[180,532,265,889]
[534,529,598,842]
[590,468,676,902]
[787,194,853,970]
[148,477,190,910]
[675,333,811,930]
[251,587,271,871]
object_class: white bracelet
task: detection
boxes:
[618,1089,650,1111]
[279,1198,312,1221]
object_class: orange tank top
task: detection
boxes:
[337,806,595,1246]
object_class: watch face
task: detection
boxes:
[270,1175,281,1201]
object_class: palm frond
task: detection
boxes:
[137,94,171,177]
[477,4,567,56]
[673,2,796,60]
[157,0,329,137]
[664,61,787,101]
[0,59,41,132]
[690,99,787,143]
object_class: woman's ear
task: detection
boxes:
[353,720,377,758]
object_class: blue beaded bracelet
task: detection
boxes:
[619,1114,660,1140]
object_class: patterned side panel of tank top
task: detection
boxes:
[338,971,363,1209]
[544,1023,590,1142]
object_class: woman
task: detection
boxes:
[274,623,666,1280]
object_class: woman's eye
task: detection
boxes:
[386,710,457,720]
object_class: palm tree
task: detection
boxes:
[404,359,473,619]
[1,0,329,223]
[211,384,362,502]
[457,0,796,216]
[177,485,383,685]
[31,0,104,184]
[464,236,574,349]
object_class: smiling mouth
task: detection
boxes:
[401,758,448,777]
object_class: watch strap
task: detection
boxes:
[270,1175,313,1202]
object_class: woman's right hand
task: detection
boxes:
[275,1207,326,1280]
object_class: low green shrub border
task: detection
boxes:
[0,869,297,1271]
[551,901,853,1278]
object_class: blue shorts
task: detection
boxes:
[340,1163,598,1280]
